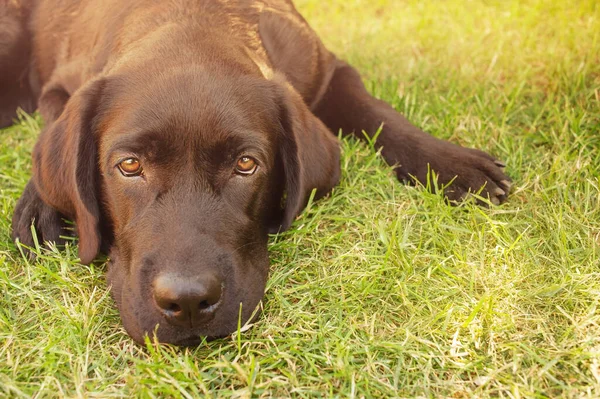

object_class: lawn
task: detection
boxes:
[1,0,599,397]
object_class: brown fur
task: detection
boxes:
[3,0,510,345]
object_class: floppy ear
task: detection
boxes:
[272,77,341,231]
[32,79,106,264]
[259,9,336,108]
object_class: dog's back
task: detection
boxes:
[0,0,36,127]
[0,0,325,126]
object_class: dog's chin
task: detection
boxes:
[117,298,265,346]
[117,301,264,346]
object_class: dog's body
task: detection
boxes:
[2,0,510,345]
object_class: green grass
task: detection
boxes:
[1,0,599,397]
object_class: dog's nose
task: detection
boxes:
[153,272,223,328]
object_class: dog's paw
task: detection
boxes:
[395,140,512,205]
[11,180,70,256]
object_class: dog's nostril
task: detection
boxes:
[168,303,182,313]
[198,300,211,310]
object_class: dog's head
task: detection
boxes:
[31,65,340,345]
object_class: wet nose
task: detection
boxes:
[153,272,223,328]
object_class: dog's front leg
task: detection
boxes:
[12,180,70,256]
[313,61,511,204]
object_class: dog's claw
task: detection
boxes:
[499,179,512,193]
[495,160,507,168]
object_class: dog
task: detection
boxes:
[2,0,511,345]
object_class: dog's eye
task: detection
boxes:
[118,158,143,177]
[235,156,258,175]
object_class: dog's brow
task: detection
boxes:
[221,131,270,154]
[107,131,163,155]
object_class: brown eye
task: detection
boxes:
[235,156,258,175]
[118,158,143,177]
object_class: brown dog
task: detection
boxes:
[2,0,510,345]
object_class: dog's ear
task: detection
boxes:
[259,10,336,108]
[271,77,341,232]
[32,78,106,264]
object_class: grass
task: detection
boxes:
[1,0,599,397]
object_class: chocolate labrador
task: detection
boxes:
[2,0,510,345]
